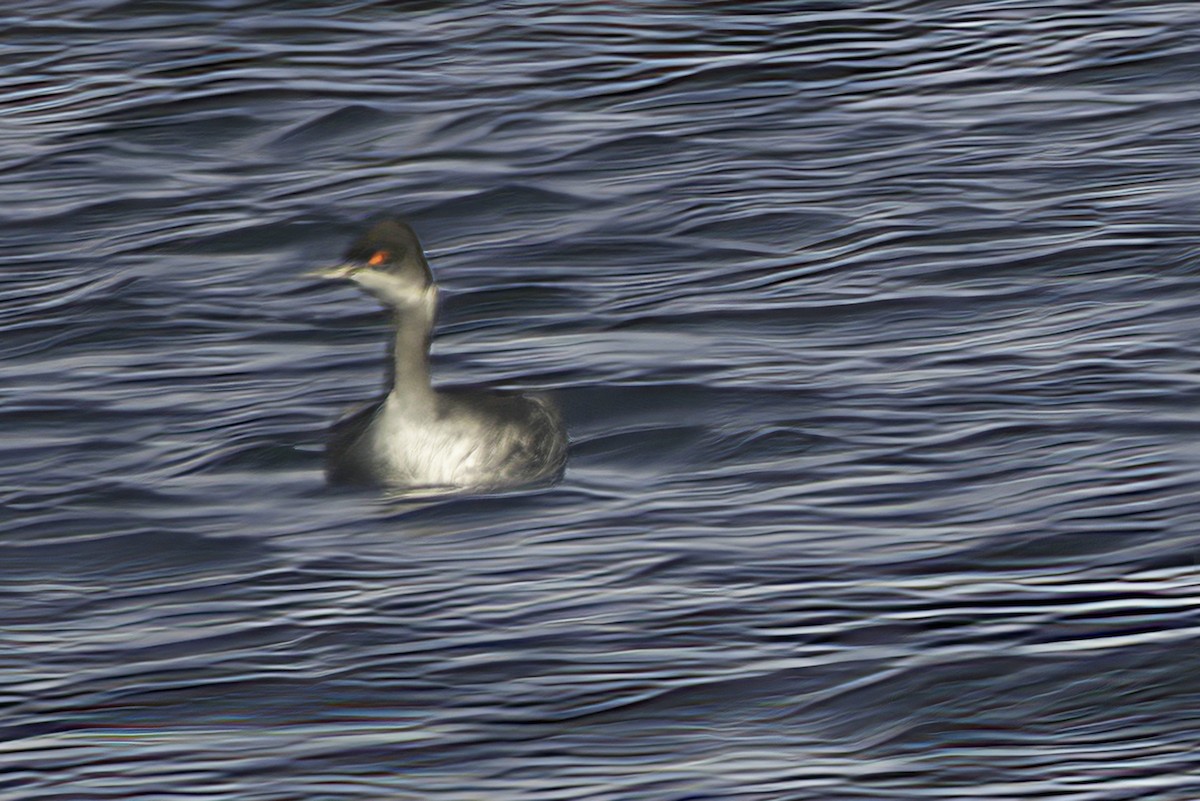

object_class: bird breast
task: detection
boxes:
[368,399,523,488]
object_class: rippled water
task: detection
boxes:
[5,2,1200,798]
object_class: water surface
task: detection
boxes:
[4,2,1200,799]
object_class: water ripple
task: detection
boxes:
[4,1,1200,798]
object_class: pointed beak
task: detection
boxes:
[305,263,359,280]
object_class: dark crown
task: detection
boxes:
[344,218,432,284]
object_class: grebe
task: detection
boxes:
[311,218,567,492]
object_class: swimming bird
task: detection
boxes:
[311,218,567,492]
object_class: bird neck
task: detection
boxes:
[386,289,437,404]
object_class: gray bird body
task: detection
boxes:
[327,387,566,490]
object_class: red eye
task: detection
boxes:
[367,250,388,266]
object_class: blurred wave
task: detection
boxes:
[3,1,1200,798]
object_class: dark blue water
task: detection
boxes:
[5,2,1200,798]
